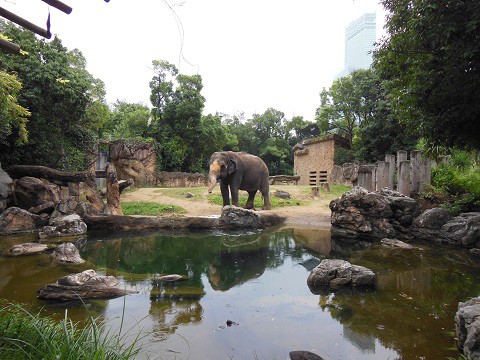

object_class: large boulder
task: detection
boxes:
[307,259,376,289]
[37,269,137,301]
[330,187,420,242]
[0,164,13,212]
[109,139,156,186]
[0,207,48,234]
[455,296,480,359]
[220,206,262,228]
[13,176,61,212]
[38,214,87,239]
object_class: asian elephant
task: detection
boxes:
[208,151,271,210]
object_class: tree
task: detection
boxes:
[149,60,206,172]
[102,101,150,139]
[0,71,30,146]
[375,0,480,149]
[0,21,107,170]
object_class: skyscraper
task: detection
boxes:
[337,13,376,78]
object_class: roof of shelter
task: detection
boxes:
[292,134,350,151]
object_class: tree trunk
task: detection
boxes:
[105,163,122,215]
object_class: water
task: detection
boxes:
[1,227,479,359]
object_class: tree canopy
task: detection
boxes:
[375,0,480,150]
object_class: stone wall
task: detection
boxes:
[156,171,208,187]
[109,139,156,187]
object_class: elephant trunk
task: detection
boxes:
[208,174,217,193]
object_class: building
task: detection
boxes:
[337,13,376,78]
[293,134,350,186]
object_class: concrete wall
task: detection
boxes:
[294,137,336,186]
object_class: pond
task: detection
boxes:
[1,226,479,360]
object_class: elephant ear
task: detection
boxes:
[227,158,237,175]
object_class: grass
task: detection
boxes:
[0,301,143,360]
[121,201,186,216]
[206,192,308,208]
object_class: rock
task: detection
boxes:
[0,164,13,212]
[330,187,420,242]
[38,214,87,239]
[442,212,480,248]
[275,190,291,199]
[0,207,48,234]
[75,201,100,218]
[109,139,156,186]
[470,248,480,257]
[153,274,189,284]
[10,243,48,256]
[413,207,453,229]
[455,296,480,359]
[29,201,56,215]
[289,351,324,360]
[50,197,79,220]
[307,259,376,289]
[12,176,61,211]
[186,192,194,198]
[51,243,84,264]
[381,238,415,249]
[37,269,137,301]
[220,206,261,228]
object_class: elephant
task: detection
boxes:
[207,151,271,210]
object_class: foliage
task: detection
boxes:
[316,69,418,162]
[0,302,141,360]
[0,21,108,170]
[0,71,30,146]
[375,0,480,150]
[101,100,150,139]
[121,201,186,216]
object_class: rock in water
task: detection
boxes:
[289,351,324,360]
[307,259,376,289]
[0,207,48,234]
[39,214,87,239]
[37,269,137,301]
[455,296,480,359]
[381,238,415,249]
[51,242,84,264]
[10,243,48,256]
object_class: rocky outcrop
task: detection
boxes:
[220,206,284,228]
[37,269,137,301]
[10,243,48,256]
[411,209,480,248]
[0,207,48,235]
[455,296,480,359]
[307,259,376,290]
[39,213,87,239]
[109,139,156,186]
[12,176,61,212]
[0,164,13,212]
[51,243,84,264]
[330,187,420,242]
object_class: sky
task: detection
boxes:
[3,0,386,121]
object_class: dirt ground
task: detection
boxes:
[121,185,338,228]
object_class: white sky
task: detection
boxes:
[3,0,386,121]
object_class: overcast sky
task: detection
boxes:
[3,0,386,120]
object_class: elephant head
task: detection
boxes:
[208,152,237,193]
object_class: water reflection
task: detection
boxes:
[1,227,479,359]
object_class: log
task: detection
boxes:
[105,163,122,215]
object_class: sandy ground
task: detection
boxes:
[121,185,334,228]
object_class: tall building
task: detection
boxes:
[337,13,376,78]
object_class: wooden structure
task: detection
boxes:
[293,134,350,186]
[0,0,109,55]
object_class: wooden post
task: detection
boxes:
[396,150,408,191]
[398,160,411,196]
[376,161,389,190]
[418,157,432,193]
[105,163,122,215]
[410,150,422,195]
[385,154,396,190]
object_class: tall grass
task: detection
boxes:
[0,302,143,360]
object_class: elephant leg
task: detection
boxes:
[244,191,257,209]
[220,182,230,207]
[230,184,240,207]
[260,179,271,210]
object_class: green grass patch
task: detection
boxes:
[122,201,186,216]
[206,193,308,208]
[0,302,142,360]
